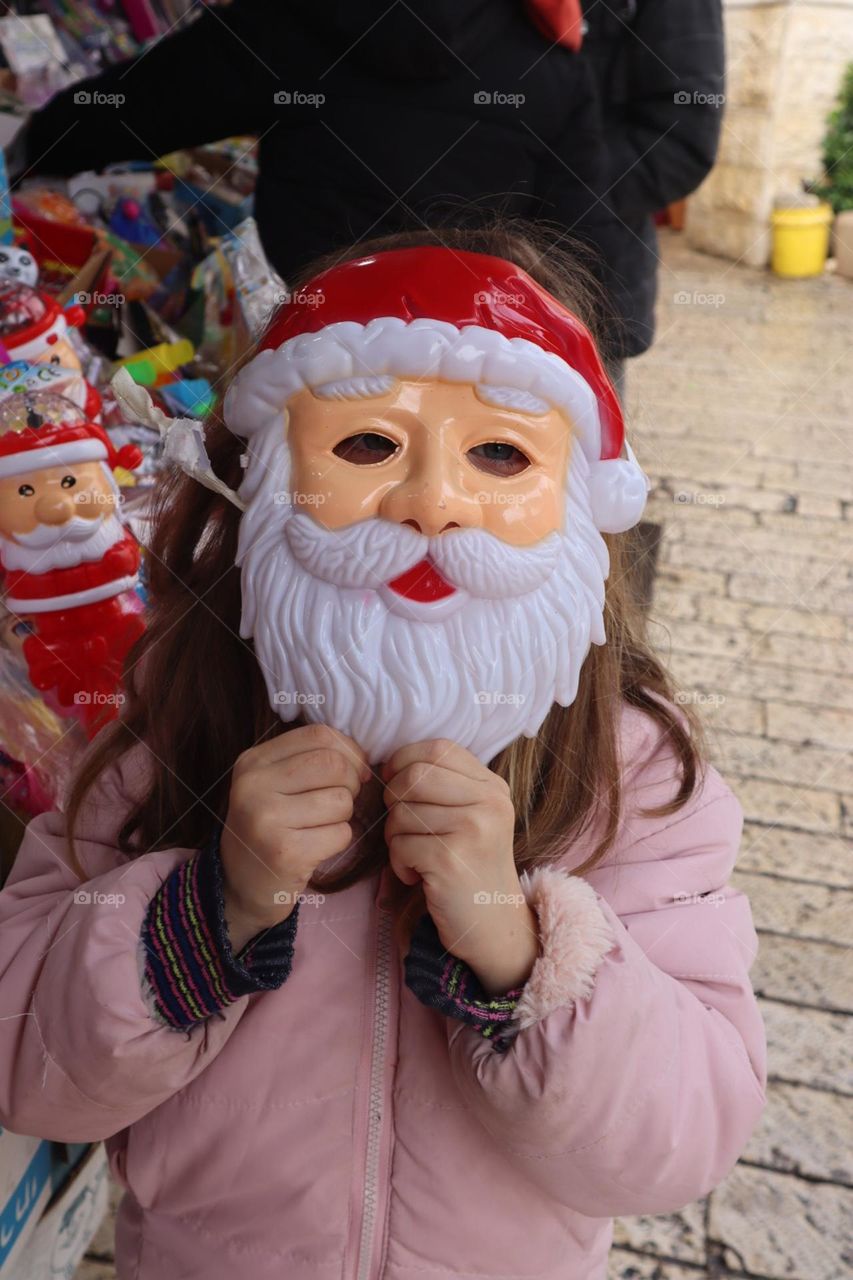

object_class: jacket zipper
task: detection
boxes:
[355,898,393,1280]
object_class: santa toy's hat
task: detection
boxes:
[224,246,649,534]
[0,395,142,481]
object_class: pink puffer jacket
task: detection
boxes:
[0,705,766,1280]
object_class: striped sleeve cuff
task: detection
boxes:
[404,912,524,1055]
[142,828,300,1031]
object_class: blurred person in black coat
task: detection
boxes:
[8,1,629,363]
[580,0,725,370]
[10,1,723,369]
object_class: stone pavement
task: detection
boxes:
[75,232,852,1279]
[608,231,852,1280]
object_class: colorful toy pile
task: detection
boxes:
[0,139,282,824]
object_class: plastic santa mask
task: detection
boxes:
[285,379,571,550]
[225,246,649,764]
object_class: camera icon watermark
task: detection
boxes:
[474,288,526,307]
[272,491,327,506]
[473,90,525,108]
[472,890,525,905]
[273,690,326,706]
[475,690,526,706]
[74,90,125,107]
[273,90,325,107]
[73,888,126,906]
[73,290,126,307]
[673,90,725,108]
[73,690,126,707]
[673,290,725,307]
[675,690,726,707]
[273,890,326,906]
[673,490,725,507]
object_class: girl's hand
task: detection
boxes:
[382,739,540,995]
[220,725,370,951]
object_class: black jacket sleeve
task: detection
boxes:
[599,0,725,218]
[17,0,280,178]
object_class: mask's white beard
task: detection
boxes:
[237,430,609,764]
[1,512,125,573]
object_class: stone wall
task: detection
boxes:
[686,0,853,265]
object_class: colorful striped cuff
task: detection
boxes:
[404,912,524,1054]
[142,829,300,1031]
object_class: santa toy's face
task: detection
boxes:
[0,460,124,575]
[33,335,82,376]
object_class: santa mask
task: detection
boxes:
[224,247,649,764]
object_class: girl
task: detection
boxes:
[0,225,765,1280]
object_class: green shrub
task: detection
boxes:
[815,62,853,213]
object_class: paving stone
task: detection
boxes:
[612,1199,706,1264]
[738,824,852,888]
[670,651,853,713]
[715,733,849,794]
[733,871,851,944]
[607,1248,705,1279]
[766,701,853,751]
[708,1164,852,1280]
[760,999,852,1092]
[727,778,840,836]
[728,570,853,615]
[751,933,853,1012]
[745,1081,853,1183]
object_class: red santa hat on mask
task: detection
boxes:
[223,246,649,534]
[0,396,142,481]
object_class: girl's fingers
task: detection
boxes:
[383,739,488,786]
[384,800,468,840]
[257,751,365,798]
[279,786,356,829]
[386,832,433,885]
[383,762,484,808]
[235,725,370,779]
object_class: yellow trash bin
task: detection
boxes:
[770,203,833,278]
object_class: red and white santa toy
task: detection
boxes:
[0,391,144,737]
[0,282,102,421]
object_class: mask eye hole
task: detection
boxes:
[18,483,34,497]
[60,474,77,489]
[332,432,399,465]
[467,442,531,477]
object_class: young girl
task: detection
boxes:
[0,225,765,1280]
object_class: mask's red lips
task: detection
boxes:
[386,558,456,602]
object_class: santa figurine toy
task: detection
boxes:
[0,282,102,421]
[0,390,145,736]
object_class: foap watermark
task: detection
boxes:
[672,890,726,909]
[675,690,726,708]
[74,89,125,107]
[473,890,526,906]
[473,90,525,108]
[74,690,126,707]
[474,288,526,307]
[73,290,126,307]
[272,491,327,507]
[673,90,725,109]
[673,490,725,507]
[475,690,526,706]
[273,287,325,309]
[273,90,325,107]
[74,889,126,907]
[475,491,525,506]
[273,690,326,707]
[273,890,326,906]
[673,290,725,308]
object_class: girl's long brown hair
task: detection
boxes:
[67,221,704,953]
